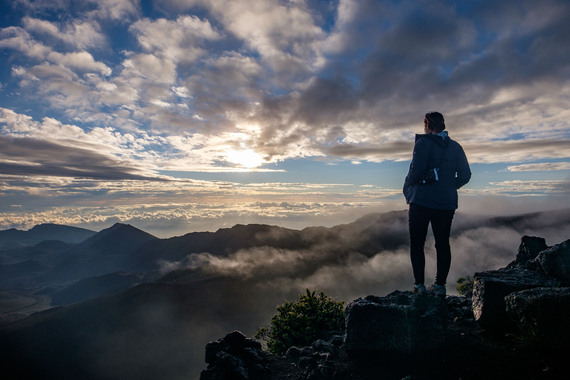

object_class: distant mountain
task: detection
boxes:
[1,209,569,379]
[40,223,158,283]
[130,223,305,272]
[0,224,96,249]
[78,223,158,256]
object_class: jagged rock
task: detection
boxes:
[505,287,570,347]
[532,239,570,285]
[472,269,560,332]
[285,335,345,379]
[285,346,314,362]
[506,235,548,269]
[343,291,447,354]
[201,331,269,380]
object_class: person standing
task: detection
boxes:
[403,112,471,296]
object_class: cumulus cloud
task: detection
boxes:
[0,0,569,235]
[23,17,106,50]
[130,15,221,64]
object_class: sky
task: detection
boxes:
[0,0,569,237]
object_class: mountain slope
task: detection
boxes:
[0,224,96,249]
[78,223,157,255]
[0,272,279,380]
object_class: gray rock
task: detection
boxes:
[344,291,447,354]
[200,331,268,380]
[312,339,337,355]
[505,287,570,347]
[506,235,548,269]
[285,345,313,362]
[472,269,560,332]
[532,239,570,285]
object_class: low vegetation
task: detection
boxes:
[255,289,345,356]
[456,276,474,296]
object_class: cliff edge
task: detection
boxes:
[201,236,570,379]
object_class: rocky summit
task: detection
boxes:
[201,235,570,379]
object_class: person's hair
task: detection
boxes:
[424,112,445,133]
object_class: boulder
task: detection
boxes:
[532,239,570,285]
[200,331,269,380]
[506,235,548,270]
[344,291,447,354]
[472,269,560,332]
[284,335,344,380]
[505,287,570,347]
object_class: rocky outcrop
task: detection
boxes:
[505,235,547,270]
[344,291,447,354]
[505,287,570,347]
[471,269,560,331]
[473,236,570,332]
[201,235,570,379]
[200,331,270,380]
[532,239,570,285]
[285,336,344,380]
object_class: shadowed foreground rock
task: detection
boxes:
[471,269,560,331]
[201,235,570,379]
[200,331,270,380]
[505,287,570,347]
[473,236,569,332]
[344,291,447,354]
[533,239,570,285]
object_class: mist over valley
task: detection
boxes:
[1,208,570,379]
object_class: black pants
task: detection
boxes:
[409,203,455,286]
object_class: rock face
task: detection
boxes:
[285,336,344,380]
[505,235,547,270]
[532,239,570,285]
[473,236,570,332]
[201,235,570,379]
[505,287,570,347]
[200,331,270,380]
[344,291,447,354]
[471,269,560,331]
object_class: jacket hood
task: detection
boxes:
[415,132,450,148]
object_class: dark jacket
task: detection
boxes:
[403,133,471,210]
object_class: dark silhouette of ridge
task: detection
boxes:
[78,223,157,255]
[0,224,96,249]
[1,209,570,379]
[130,223,305,272]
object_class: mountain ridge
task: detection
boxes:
[1,208,570,379]
[0,223,96,249]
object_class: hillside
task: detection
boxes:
[0,208,569,379]
[0,224,96,249]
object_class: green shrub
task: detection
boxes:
[255,289,345,355]
[456,276,474,296]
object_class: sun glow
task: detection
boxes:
[226,149,264,169]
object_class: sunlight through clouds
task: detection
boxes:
[0,0,569,234]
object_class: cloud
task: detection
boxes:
[0,26,51,60]
[488,179,570,195]
[3,0,569,170]
[130,15,221,64]
[506,162,570,172]
[153,208,570,302]
[23,17,107,50]
[0,135,159,180]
